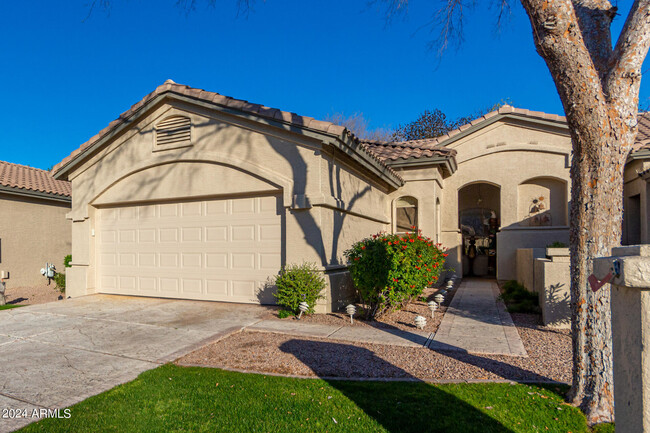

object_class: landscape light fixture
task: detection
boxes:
[414,315,427,330]
[298,302,309,319]
[346,304,356,324]
[427,301,438,318]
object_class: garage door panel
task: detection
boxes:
[97,195,281,303]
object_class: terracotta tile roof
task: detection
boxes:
[362,139,457,162]
[52,80,402,184]
[634,112,650,151]
[0,161,71,198]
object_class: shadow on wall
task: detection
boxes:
[278,339,515,433]
[544,282,570,327]
[85,115,375,270]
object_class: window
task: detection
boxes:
[395,196,418,232]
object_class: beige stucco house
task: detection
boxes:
[0,161,71,287]
[50,81,650,312]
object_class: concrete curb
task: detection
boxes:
[173,363,570,385]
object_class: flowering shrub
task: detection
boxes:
[274,262,325,315]
[344,229,448,319]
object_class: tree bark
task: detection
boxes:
[519,0,650,424]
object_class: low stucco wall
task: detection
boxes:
[496,227,569,281]
[533,253,570,329]
[0,193,71,287]
[516,248,545,292]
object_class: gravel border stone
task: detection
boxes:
[177,312,571,384]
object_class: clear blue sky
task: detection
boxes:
[1,1,647,169]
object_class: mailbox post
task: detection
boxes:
[594,245,650,432]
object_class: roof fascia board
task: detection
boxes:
[0,185,71,203]
[629,149,650,161]
[54,91,403,188]
[386,155,457,174]
[437,114,569,148]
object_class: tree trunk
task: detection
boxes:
[519,0,650,424]
[567,125,627,423]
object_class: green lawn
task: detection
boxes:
[0,304,22,310]
[20,364,614,433]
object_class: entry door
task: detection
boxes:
[96,195,282,303]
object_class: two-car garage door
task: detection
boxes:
[96,195,282,304]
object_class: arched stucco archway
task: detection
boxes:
[458,182,501,277]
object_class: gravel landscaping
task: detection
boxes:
[4,283,63,305]
[177,312,571,383]
[262,284,456,334]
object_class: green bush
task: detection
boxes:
[53,273,65,293]
[277,309,292,319]
[344,229,447,319]
[500,280,540,314]
[546,241,567,248]
[273,263,325,315]
[53,255,71,293]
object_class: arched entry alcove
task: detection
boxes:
[458,182,501,277]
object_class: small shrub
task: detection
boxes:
[274,263,325,315]
[500,280,540,314]
[53,273,65,293]
[547,241,567,248]
[277,309,293,319]
[345,229,447,319]
[53,255,71,293]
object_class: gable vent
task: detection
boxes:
[155,116,191,148]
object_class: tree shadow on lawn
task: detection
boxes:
[279,339,516,433]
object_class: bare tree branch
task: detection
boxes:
[606,0,650,109]
[572,0,616,80]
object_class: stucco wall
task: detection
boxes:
[0,193,71,287]
[516,247,545,291]
[63,99,392,308]
[438,119,572,280]
[623,159,650,245]
[388,166,443,241]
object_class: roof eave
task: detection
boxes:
[629,148,650,162]
[0,184,71,203]
[53,90,404,188]
[385,154,457,175]
[436,113,569,148]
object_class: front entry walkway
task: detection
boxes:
[430,279,528,357]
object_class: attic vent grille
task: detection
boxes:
[155,116,191,148]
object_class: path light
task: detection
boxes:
[298,301,309,319]
[346,304,356,324]
[427,301,438,318]
[446,279,454,290]
[439,289,448,296]
[414,315,427,329]
[434,293,445,304]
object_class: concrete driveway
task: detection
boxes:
[0,295,266,432]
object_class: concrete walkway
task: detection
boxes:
[430,278,528,357]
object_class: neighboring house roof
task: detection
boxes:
[0,160,71,201]
[634,112,650,151]
[52,80,404,187]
